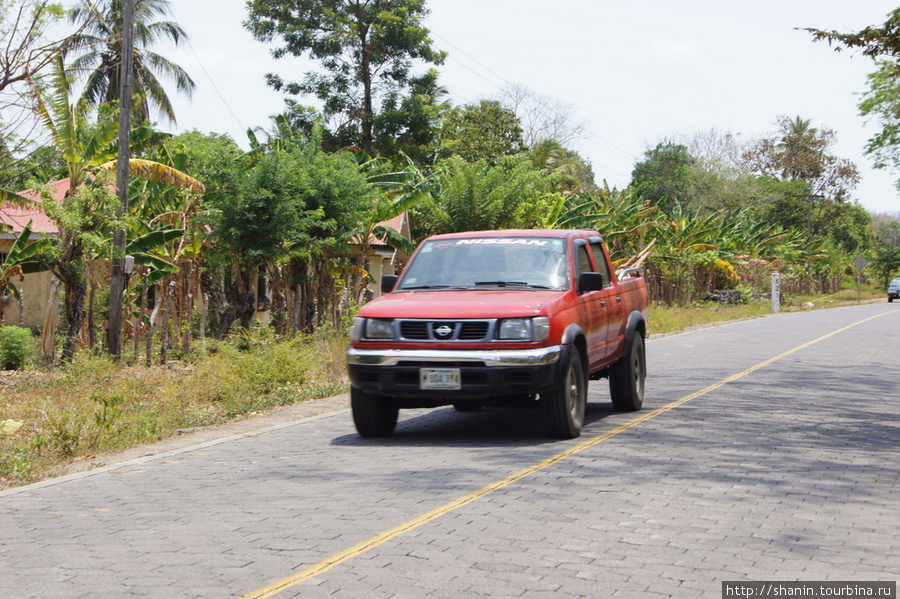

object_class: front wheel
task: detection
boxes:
[541,348,587,439]
[351,387,399,437]
[609,334,646,412]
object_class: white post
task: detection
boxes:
[771,272,781,314]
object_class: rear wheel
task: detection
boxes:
[610,334,646,412]
[351,387,399,437]
[541,348,587,439]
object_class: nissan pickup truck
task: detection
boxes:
[347,229,649,439]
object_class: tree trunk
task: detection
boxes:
[40,279,62,362]
[201,266,255,340]
[360,28,373,155]
[269,264,288,335]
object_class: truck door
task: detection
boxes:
[589,238,625,364]
[573,240,607,372]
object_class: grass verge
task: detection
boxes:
[0,328,349,488]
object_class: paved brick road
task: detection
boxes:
[1,303,898,598]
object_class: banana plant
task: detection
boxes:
[26,56,204,360]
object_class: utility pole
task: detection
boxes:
[108,0,135,360]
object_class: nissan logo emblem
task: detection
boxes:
[434,325,453,338]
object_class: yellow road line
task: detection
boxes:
[241,310,891,599]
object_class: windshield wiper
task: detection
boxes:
[475,281,555,290]
[401,284,451,290]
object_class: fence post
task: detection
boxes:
[771,272,781,314]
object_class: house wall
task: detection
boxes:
[368,248,401,299]
[2,270,54,330]
[1,238,56,330]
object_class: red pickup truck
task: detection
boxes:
[347,229,649,439]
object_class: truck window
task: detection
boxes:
[590,241,613,287]
[575,245,593,277]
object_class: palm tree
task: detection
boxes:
[776,116,823,182]
[67,0,195,124]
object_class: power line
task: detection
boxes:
[432,29,640,179]
[184,37,246,132]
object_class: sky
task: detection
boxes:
[158,0,900,214]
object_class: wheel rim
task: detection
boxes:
[632,345,645,398]
[567,361,585,425]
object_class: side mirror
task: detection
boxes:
[578,272,605,294]
[381,275,399,294]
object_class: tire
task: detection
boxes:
[610,334,646,412]
[890,297,894,303]
[351,387,399,437]
[541,348,587,439]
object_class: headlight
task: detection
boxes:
[532,316,550,342]
[499,318,530,340]
[499,317,550,341]
[364,318,394,340]
[350,317,365,342]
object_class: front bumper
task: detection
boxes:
[347,345,567,404]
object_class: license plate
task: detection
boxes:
[420,368,461,390]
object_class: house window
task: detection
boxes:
[0,252,8,265]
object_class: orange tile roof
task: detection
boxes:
[1,178,71,237]
[370,213,407,246]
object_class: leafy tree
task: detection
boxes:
[414,153,555,237]
[805,11,900,191]
[750,176,815,233]
[197,129,377,336]
[742,116,859,199]
[165,130,256,338]
[374,68,449,163]
[741,116,861,249]
[870,212,900,247]
[3,144,67,191]
[244,0,446,156]
[803,9,900,60]
[857,61,900,182]
[630,142,695,213]
[870,244,900,285]
[529,139,596,195]
[438,100,525,162]
[67,0,195,124]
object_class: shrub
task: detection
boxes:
[714,260,740,290]
[0,326,33,370]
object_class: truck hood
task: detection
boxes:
[358,289,565,319]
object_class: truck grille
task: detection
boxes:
[399,320,492,341]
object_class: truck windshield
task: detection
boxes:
[398,237,569,291]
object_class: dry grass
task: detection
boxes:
[0,329,349,488]
[649,289,885,336]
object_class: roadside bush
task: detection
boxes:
[0,326,33,370]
